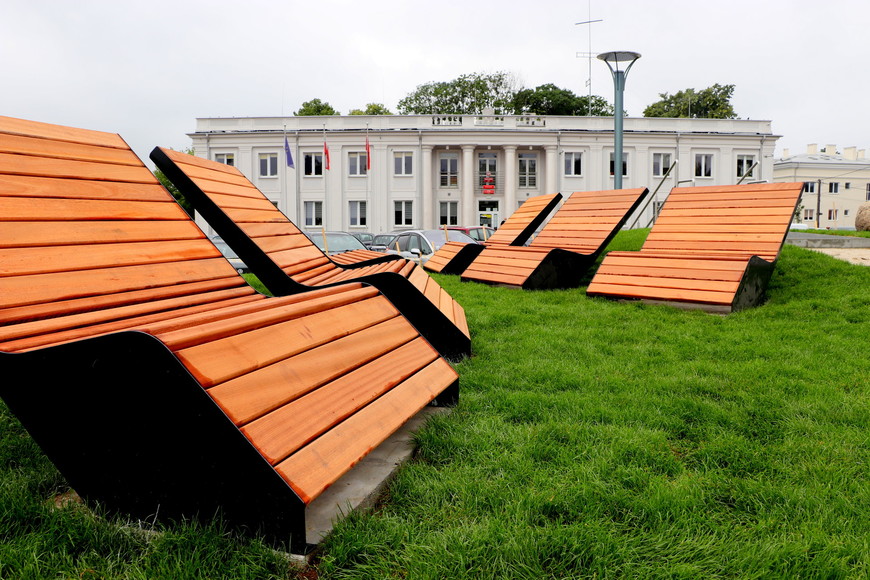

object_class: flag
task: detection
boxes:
[284,136,294,168]
[323,141,330,170]
[365,135,371,171]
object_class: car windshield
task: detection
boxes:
[423,230,475,250]
[372,234,397,246]
[311,232,366,253]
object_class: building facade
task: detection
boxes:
[189,115,779,235]
[774,144,870,230]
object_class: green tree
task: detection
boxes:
[643,84,737,119]
[511,83,613,116]
[349,103,393,115]
[397,71,520,115]
[295,98,339,116]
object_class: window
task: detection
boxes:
[394,152,413,176]
[844,209,850,217]
[304,201,323,227]
[828,209,838,221]
[652,153,671,177]
[349,201,367,227]
[214,153,234,166]
[304,153,323,176]
[348,152,368,176]
[609,152,628,177]
[564,152,583,176]
[394,200,413,226]
[259,153,278,177]
[440,201,458,226]
[518,153,537,188]
[845,182,851,189]
[736,155,755,179]
[803,209,814,221]
[803,182,816,193]
[440,154,458,187]
[829,182,839,194]
[694,154,713,178]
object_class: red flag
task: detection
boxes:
[323,141,330,170]
[365,135,371,171]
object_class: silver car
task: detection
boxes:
[384,229,476,266]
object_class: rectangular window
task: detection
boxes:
[349,201,367,227]
[736,154,755,178]
[652,153,671,177]
[829,182,839,193]
[609,152,628,177]
[518,153,537,188]
[440,201,458,226]
[803,182,816,193]
[694,154,713,178]
[439,154,458,187]
[844,209,850,217]
[394,152,413,176]
[259,153,278,177]
[394,200,413,226]
[803,209,814,221]
[304,153,323,176]
[828,209,838,221]
[845,182,851,189]
[564,152,582,176]
[348,152,368,176]
[214,153,234,166]
[304,201,323,227]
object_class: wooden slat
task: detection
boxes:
[0,220,203,248]
[0,116,128,149]
[0,133,142,166]
[0,196,186,221]
[0,152,158,184]
[276,358,456,503]
[0,174,172,202]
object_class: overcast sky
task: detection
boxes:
[3,0,867,167]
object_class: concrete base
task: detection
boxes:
[303,407,445,548]
[786,232,870,248]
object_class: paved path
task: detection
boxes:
[806,248,870,266]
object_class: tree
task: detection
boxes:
[643,84,737,119]
[511,83,613,116]
[397,71,520,115]
[154,148,194,217]
[348,103,393,115]
[295,98,339,116]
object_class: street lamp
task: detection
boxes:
[598,51,640,189]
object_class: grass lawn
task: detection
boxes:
[2,232,869,579]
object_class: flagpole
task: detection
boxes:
[365,123,370,233]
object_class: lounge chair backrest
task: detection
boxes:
[485,193,562,246]
[642,183,803,261]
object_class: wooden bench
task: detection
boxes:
[460,188,649,289]
[424,193,562,275]
[151,148,470,361]
[0,116,459,553]
[586,182,805,313]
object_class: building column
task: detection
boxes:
[503,145,517,217]
[461,145,475,226]
[545,145,559,195]
[421,145,434,229]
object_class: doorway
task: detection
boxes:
[478,199,499,227]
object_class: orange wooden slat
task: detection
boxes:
[0,133,142,166]
[0,174,172,202]
[0,116,129,149]
[0,152,157,184]
[0,196,187,221]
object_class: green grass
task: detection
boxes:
[2,234,869,578]
[795,228,870,238]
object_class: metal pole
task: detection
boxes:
[613,70,625,190]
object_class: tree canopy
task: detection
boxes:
[397,71,520,115]
[295,98,339,116]
[348,103,393,115]
[643,84,737,119]
[511,83,613,116]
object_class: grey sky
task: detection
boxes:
[3,0,867,167]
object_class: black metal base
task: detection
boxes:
[425,243,485,276]
[731,256,776,312]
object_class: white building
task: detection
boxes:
[774,144,870,230]
[188,115,779,235]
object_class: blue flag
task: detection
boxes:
[284,136,294,168]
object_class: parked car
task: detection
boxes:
[384,229,476,265]
[350,231,374,248]
[370,233,401,252]
[307,231,368,255]
[211,236,249,274]
[448,225,495,243]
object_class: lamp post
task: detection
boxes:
[598,51,640,189]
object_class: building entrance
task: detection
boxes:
[478,200,499,228]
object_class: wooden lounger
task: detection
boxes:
[0,116,458,553]
[460,188,649,290]
[424,193,562,275]
[586,182,805,313]
[151,148,470,361]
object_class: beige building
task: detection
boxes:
[188,114,779,235]
[774,144,870,229]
